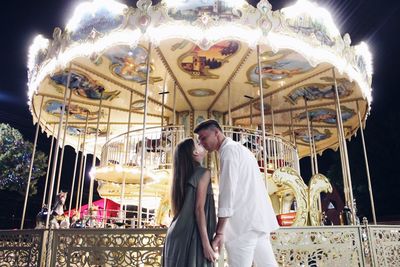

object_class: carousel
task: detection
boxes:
[6,0,396,266]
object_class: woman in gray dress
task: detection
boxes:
[162,138,217,266]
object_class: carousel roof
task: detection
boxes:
[27,0,373,157]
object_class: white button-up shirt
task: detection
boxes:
[218,137,279,242]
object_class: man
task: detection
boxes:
[194,119,279,267]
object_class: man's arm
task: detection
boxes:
[212,217,228,253]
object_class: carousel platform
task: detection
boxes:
[0,223,399,266]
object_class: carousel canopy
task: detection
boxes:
[27,0,373,157]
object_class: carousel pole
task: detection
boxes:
[290,109,297,147]
[172,82,177,164]
[160,72,168,128]
[333,69,356,223]
[20,95,44,229]
[290,109,300,174]
[55,88,73,194]
[256,45,268,183]
[304,97,316,176]
[89,91,104,208]
[75,111,89,211]
[42,125,56,207]
[173,82,177,125]
[310,119,319,173]
[228,83,232,126]
[68,135,81,218]
[138,42,152,227]
[79,149,88,211]
[270,96,278,169]
[45,66,72,228]
[250,98,253,127]
[104,107,112,164]
[120,91,133,213]
[336,111,351,206]
[356,101,377,224]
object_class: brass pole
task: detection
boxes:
[356,101,377,224]
[42,125,56,207]
[89,91,104,207]
[120,91,133,212]
[21,95,44,229]
[75,111,89,211]
[56,88,73,194]
[257,45,268,183]
[228,83,232,126]
[68,135,81,218]
[304,97,315,176]
[333,69,356,223]
[45,67,71,229]
[138,42,152,227]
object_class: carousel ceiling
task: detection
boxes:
[27,0,373,157]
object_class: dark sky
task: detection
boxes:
[0,0,399,228]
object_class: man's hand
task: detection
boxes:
[203,243,217,262]
[212,234,224,253]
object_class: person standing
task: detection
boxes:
[162,138,217,266]
[195,119,279,267]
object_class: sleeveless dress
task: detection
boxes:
[162,166,216,267]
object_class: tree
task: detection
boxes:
[0,123,47,196]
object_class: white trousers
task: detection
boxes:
[225,230,278,267]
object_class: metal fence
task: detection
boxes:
[1,225,399,266]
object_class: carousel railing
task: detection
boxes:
[2,224,399,266]
[367,225,400,266]
[80,208,157,229]
[100,125,185,170]
[99,125,299,174]
[0,229,44,266]
[223,126,300,173]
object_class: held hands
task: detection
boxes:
[211,233,224,253]
[203,243,218,262]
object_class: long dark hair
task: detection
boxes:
[171,138,197,217]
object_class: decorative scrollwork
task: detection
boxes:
[369,226,400,266]
[309,173,333,226]
[272,167,309,226]
[52,229,166,266]
[271,227,364,266]
[0,230,43,267]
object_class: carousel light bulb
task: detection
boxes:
[355,42,373,76]
[281,0,340,37]
[27,35,49,71]
[66,0,127,32]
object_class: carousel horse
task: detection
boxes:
[50,191,70,229]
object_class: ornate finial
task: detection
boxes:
[257,0,272,15]
[137,0,152,12]
[136,0,152,33]
[256,0,279,36]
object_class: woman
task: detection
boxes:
[162,138,217,266]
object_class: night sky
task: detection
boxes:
[0,0,399,228]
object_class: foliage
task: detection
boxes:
[0,123,47,196]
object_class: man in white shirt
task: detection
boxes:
[195,119,279,267]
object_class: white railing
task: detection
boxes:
[100,125,185,170]
[223,126,300,173]
[99,125,299,174]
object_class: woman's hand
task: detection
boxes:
[203,243,217,262]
